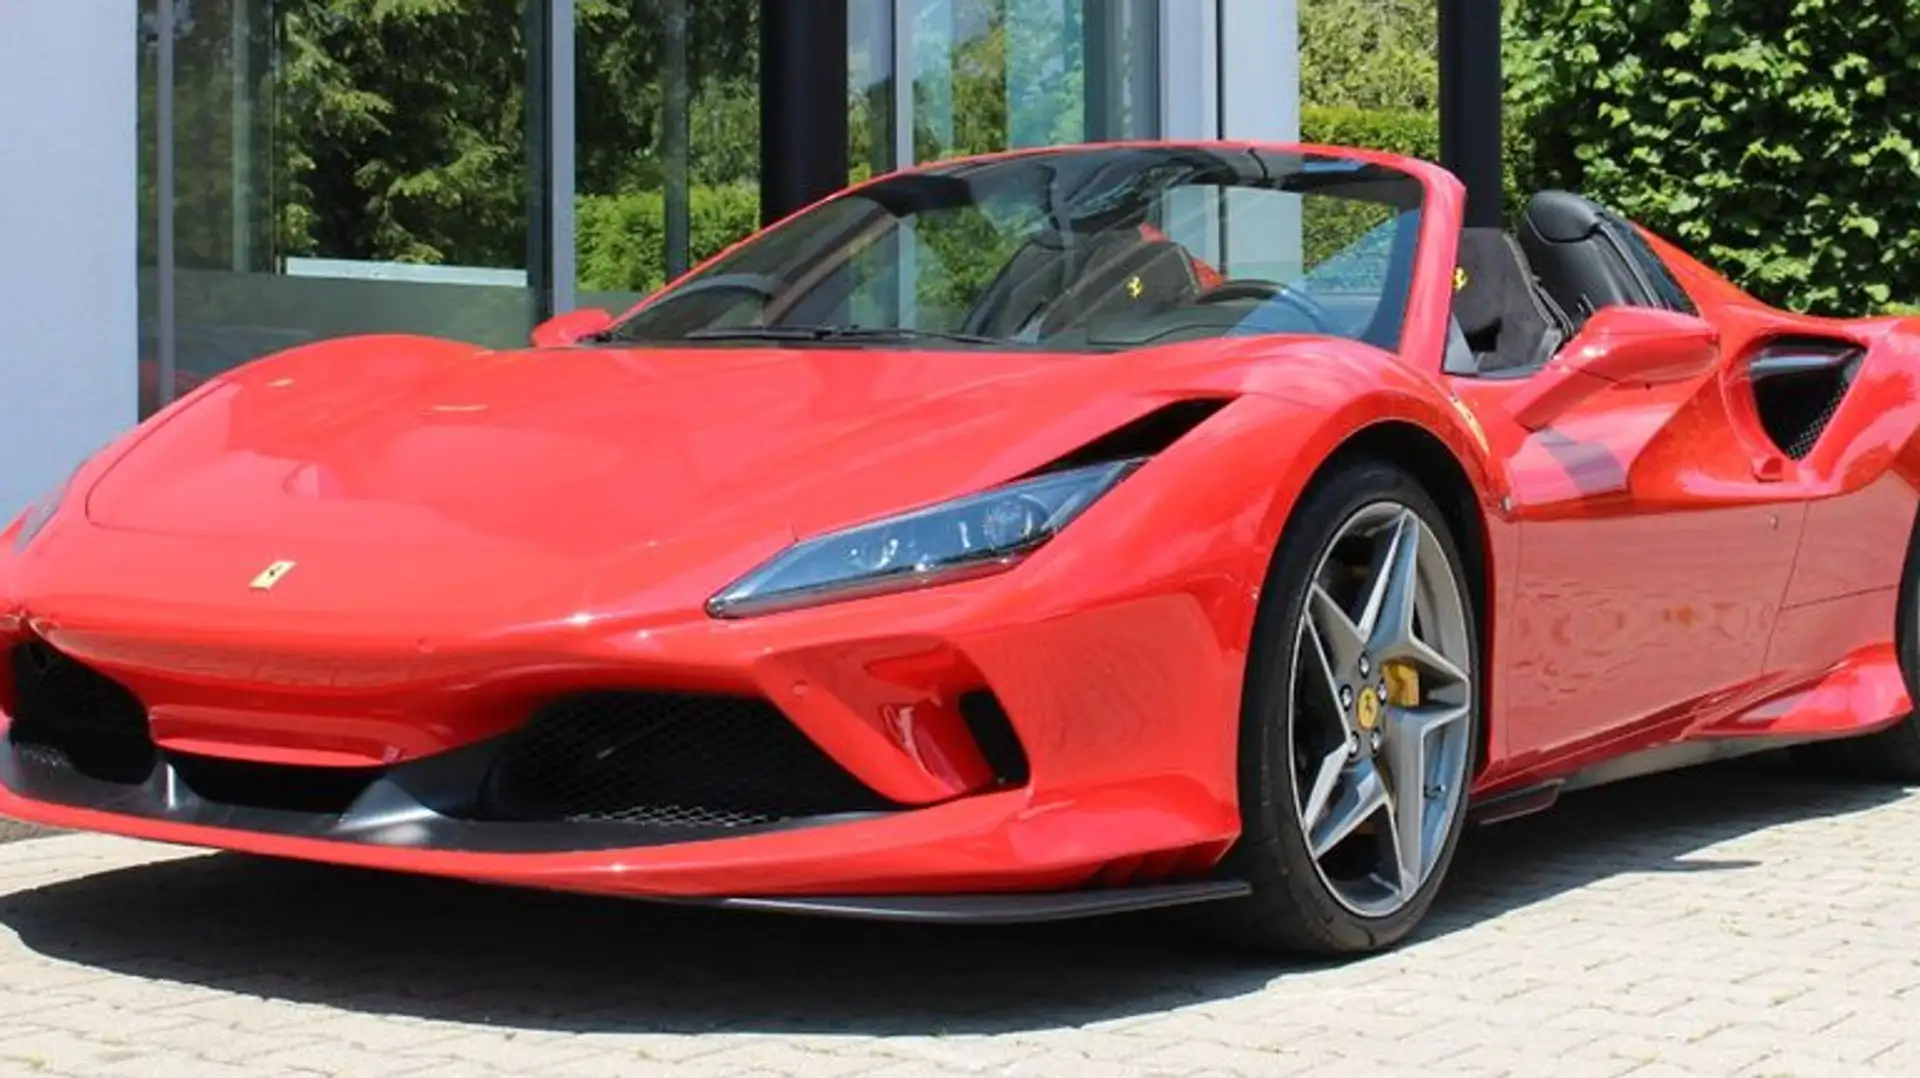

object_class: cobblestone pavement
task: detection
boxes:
[0,759,1916,1077]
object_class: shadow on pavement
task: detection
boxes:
[0,756,1906,1035]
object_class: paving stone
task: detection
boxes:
[0,763,1916,1076]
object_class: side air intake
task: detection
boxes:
[1746,338,1864,460]
[1034,397,1234,475]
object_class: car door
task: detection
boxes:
[1447,194,1811,765]
[1477,367,1807,762]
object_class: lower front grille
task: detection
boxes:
[7,642,157,785]
[475,692,897,830]
[168,754,382,816]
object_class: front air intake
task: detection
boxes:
[474,692,898,830]
[167,754,382,816]
[6,641,157,785]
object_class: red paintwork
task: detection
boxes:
[1505,306,1722,431]
[4,141,1920,900]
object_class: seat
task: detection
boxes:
[963,228,1200,338]
[1038,235,1200,332]
[1515,191,1654,330]
[1453,227,1562,373]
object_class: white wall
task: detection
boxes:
[0,1,140,518]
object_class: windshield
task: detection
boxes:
[600,145,1427,353]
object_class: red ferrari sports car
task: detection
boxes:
[3,142,1918,955]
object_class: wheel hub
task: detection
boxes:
[1354,679,1382,733]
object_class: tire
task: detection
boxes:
[1212,458,1483,955]
[1793,514,1920,781]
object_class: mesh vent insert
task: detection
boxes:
[7,642,157,785]
[476,692,898,830]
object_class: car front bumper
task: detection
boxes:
[0,531,1249,904]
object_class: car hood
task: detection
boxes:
[84,336,1189,557]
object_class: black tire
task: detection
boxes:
[1793,515,1920,781]
[1211,458,1483,955]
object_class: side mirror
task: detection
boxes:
[529,307,615,349]
[1507,306,1720,431]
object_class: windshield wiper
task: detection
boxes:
[679,326,836,342]
[682,325,1009,346]
[812,326,1009,345]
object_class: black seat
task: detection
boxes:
[963,228,1199,337]
[1454,227,1562,372]
[1516,191,1654,330]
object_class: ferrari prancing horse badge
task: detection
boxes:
[250,560,297,591]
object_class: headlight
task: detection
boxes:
[707,458,1144,618]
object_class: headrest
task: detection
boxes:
[1453,228,1529,338]
[1523,190,1606,244]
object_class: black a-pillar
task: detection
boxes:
[1438,0,1505,227]
[760,0,851,227]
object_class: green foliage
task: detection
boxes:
[278,0,536,266]
[1301,106,1439,159]
[1505,0,1920,315]
[1298,107,1434,267]
[576,184,761,294]
[273,0,761,269]
[1300,0,1439,111]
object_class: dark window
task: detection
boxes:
[1600,215,1697,315]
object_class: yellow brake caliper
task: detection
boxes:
[1380,661,1421,708]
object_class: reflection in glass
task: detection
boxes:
[575,0,762,316]
[908,0,1159,163]
[138,0,541,417]
[849,0,899,181]
[601,146,1425,354]
[137,0,162,412]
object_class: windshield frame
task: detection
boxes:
[593,141,1461,364]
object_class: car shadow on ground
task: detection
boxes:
[0,756,1907,1036]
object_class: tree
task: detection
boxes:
[273,0,760,269]
[1300,0,1438,111]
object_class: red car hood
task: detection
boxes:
[85,337,1183,558]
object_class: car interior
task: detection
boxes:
[961,225,1210,340]
[1457,191,1868,464]
[972,189,1680,367]
[1445,190,1691,377]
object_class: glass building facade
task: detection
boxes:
[0,1,1307,514]
[133,0,1174,415]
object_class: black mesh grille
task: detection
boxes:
[7,642,156,785]
[1752,344,1862,461]
[476,692,897,829]
[1785,389,1843,459]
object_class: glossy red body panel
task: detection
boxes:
[4,143,1920,901]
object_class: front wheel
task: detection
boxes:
[1215,460,1481,955]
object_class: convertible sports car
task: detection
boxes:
[4,141,1919,955]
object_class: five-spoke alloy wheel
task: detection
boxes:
[1219,459,1480,955]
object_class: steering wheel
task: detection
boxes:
[1193,278,1338,334]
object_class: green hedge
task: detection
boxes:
[576,184,762,295]
[1300,105,1438,159]
[1506,1,1920,315]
